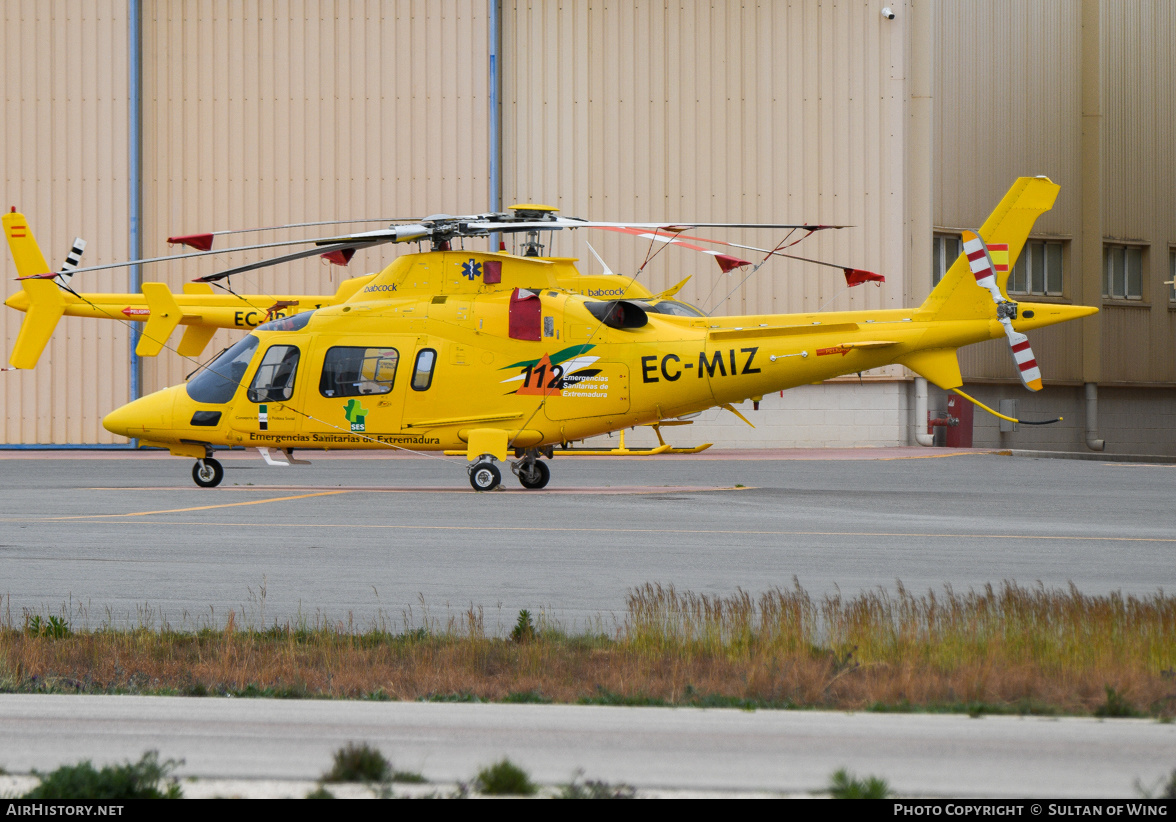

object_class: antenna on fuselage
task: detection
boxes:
[584,242,616,276]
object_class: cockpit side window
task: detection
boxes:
[186,334,260,404]
[411,348,437,391]
[320,346,399,397]
[247,344,301,403]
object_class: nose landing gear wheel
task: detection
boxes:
[469,461,501,491]
[517,459,550,489]
[192,458,224,488]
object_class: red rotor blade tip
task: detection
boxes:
[321,248,356,267]
[716,254,752,273]
[843,268,885,287]
[167,233,215,251]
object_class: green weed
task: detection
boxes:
[322,742,392,783]
[827,767,890,799]
[23,751,182,799]
[511,609,536,643]
[1095,685,1144,718]
[24,614,71,640]
[391,770,427,784]
[503,689,551,704]
[475,759,537,796]
[1134,768,1176,799]
[558,772,636,799]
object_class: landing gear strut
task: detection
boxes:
[192,457,224,488]
[511,448,551,490]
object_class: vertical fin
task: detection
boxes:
[9,279,66,368]
[2,210,52,278]
[917,177,1060,321]
[4,212,65,368]
[137,282,184,357]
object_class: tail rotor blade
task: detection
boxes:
[963,228,1044,392]
[961,230,1005,304]
[1000,318,1043,392]
[56,238,86,286]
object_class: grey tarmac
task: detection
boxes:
[0,695,1173,798]
[1,449,1174,798]
[0,449,1172,628]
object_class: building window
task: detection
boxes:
[1103,244,1144,300]
[1008,240,1063,297]
[932,234,961,287]
[1169,249,1175,303]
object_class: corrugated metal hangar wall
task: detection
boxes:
[3,1,1174,452]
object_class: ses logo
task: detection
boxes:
[585,288,625,297]
[343,399,369,432]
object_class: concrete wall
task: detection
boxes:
[961,383,1176,456]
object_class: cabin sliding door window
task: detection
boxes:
[247,345,301,402]
[320,347,399,397]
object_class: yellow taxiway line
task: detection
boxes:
[43,490,353,520]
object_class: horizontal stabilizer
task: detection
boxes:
[176,280,219,356]
[177,324,218,358]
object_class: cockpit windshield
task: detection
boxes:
[638,299,705,317]
[255,311,314,332]
[185,334,260,404]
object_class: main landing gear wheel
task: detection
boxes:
[192,458,224,488]
[469,461,501,492]
[517,459,550,489]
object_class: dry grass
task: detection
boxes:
[2,581,1174,717]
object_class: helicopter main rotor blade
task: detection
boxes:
[15,235,372,281]
[195,240,383,283]
[168,217,420,250]
[465,218,847,233]
[318,224,433,245]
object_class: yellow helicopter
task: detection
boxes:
[3,177,1095,491]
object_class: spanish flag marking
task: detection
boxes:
[988,243,1009,273]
